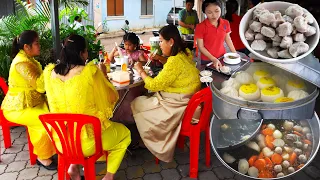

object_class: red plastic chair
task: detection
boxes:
[0,77,36,165]
[39,113,107,180]
[156,87,213,178]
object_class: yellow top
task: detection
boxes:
[287,80,305,89]
[239,84,258,94]
[261,86,281,95]
[1,50,45,111]
[259,77,276,85]
[144,49,201,94]
[274,97,294,103]
[43,62,119,138]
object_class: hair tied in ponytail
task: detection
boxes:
[56,59,61,64]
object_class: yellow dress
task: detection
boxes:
[43,62,131,174]
[131,49,201,162]
[1,50,56,159]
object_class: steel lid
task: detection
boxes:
[249,53,320,88]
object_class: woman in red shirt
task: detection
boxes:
[225,0,249,55]
[195,0,237,69]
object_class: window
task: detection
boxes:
[141,0,153,15]
[107,0,124,16]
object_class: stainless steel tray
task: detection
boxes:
[205,52,251,77]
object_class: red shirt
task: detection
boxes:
[230,14,245,50]
[195,18,231,61]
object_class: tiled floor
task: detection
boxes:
[1,126,320,180]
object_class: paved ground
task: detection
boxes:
[1,126,320,180]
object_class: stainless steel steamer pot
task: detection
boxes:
[209,62,320,179]
[210,63,319,120]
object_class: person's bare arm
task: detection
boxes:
[178,21,194,29]
[108,47,119,63]
[197,38,222,69]
[152,54,168,64]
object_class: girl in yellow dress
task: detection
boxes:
[131,25,201,162]
[1,30,57,169]
[43,34,131,180]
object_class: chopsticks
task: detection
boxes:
[144,49,158,69]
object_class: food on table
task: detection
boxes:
[223,153,236,163]
[200,76,213,83]
[267,47,280,58]
[305,25,316,37]
[200,70,212,77]
[280,36,293,49]
[259,11,276,26]
[239,84,261,101]
[289,42,309,57]
[278,49,293,58]
[219,119,313,178]
[221,124,230,131]
[293,16,308,33]
[246,141,261,152]
[250,21,262,32]
[255,33,265,40]
[257,77,276,89]
[285,5,304,18]
[277,22,293,37]
[286,79,306,92]
[235,71,254,84]
[111,71,130,84]
[238,159,250,174]
[293,33,307,42]
[244,4,317,59]
[253,70,270,82]
[220,66,231,74]
[220,87,239,98]
[274,97,295,103]
[261,26,276,38]
[245,29,255,40]
[272,11,285,28]
[261,86,284,102]
[288,90,309,100]
[251,40,267,51]
[221,78,241,90]
[248,166,259,177]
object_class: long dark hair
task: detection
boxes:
[123,32,140,50]
[225,0,239,22]
[11,30,39,58]
[54,34,86,76]
[159,25,187,56]
[202,0,222,13]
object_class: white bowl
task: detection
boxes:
[239,1,320,63]
[223,53,241,64]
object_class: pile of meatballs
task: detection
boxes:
[245,4,317,59]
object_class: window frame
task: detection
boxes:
[141,0,154,16]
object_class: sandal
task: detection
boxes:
[36,159,57,170]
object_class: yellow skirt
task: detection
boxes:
[3,103,56,159]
